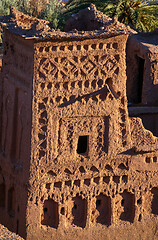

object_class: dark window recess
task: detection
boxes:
[120,190,135,223]
[16,220,19,234]
[137,56,145,103]
[77,136,88,154]
[0,182,5,208]
[151,187,158,215]
[96,194,111,226]
[41,199,59,228]
[8,187,15,217]
[72,195,87,228]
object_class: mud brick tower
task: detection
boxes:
[1,6,158,240]
[127,31,158,138]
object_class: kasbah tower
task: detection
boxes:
[0,4,158,240]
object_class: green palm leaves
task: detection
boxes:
[65,0,158,32]
[0,0,157,32]
[0,0,62,29]
[103,0,158,31]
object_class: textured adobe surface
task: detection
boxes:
[127,30,158,140]
[127,30,158,105]
[0,224,24,239]
[0,6,158,240]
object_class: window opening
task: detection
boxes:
[137,56,145,103]
[120,190,135,222]
[151,187,158,215]
[41,199,59,228]
[72,195,87,228]
[96,194,111,226]
[77,136,89,154]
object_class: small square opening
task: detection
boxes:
[77,136,89,154]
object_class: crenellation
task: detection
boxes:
[35,37,123,86]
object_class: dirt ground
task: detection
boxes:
[0,224,24,240]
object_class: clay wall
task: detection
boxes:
[27,150,158,240]
[24,31,158,240]
[129,107,158,137]
[0,30,33,238]
[126,34,158,105]
[26,34,136,239]
[0,13,158,239]
[32,34,130,163]
[127,32,158,140]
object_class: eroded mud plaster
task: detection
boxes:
[0,6,158,240]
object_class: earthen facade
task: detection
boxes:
[0,6,158,240]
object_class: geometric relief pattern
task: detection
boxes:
[60,117,105,156]
[37,98,48,161]
[39,166,133,229]
[38,43,120,82]
[39,77,111,107]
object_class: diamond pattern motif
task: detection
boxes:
[37,47,119,82]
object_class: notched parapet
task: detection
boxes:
[130,117,158,152]
[0,6,133,40]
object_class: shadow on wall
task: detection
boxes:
[120,190,135,223]
[72,195,87,228]
[0,176,5,208]
[127,33,158,138]
[151,187,158,215]
[96,193,111,226]
[41,199,59,228]
[8,187,15,217]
